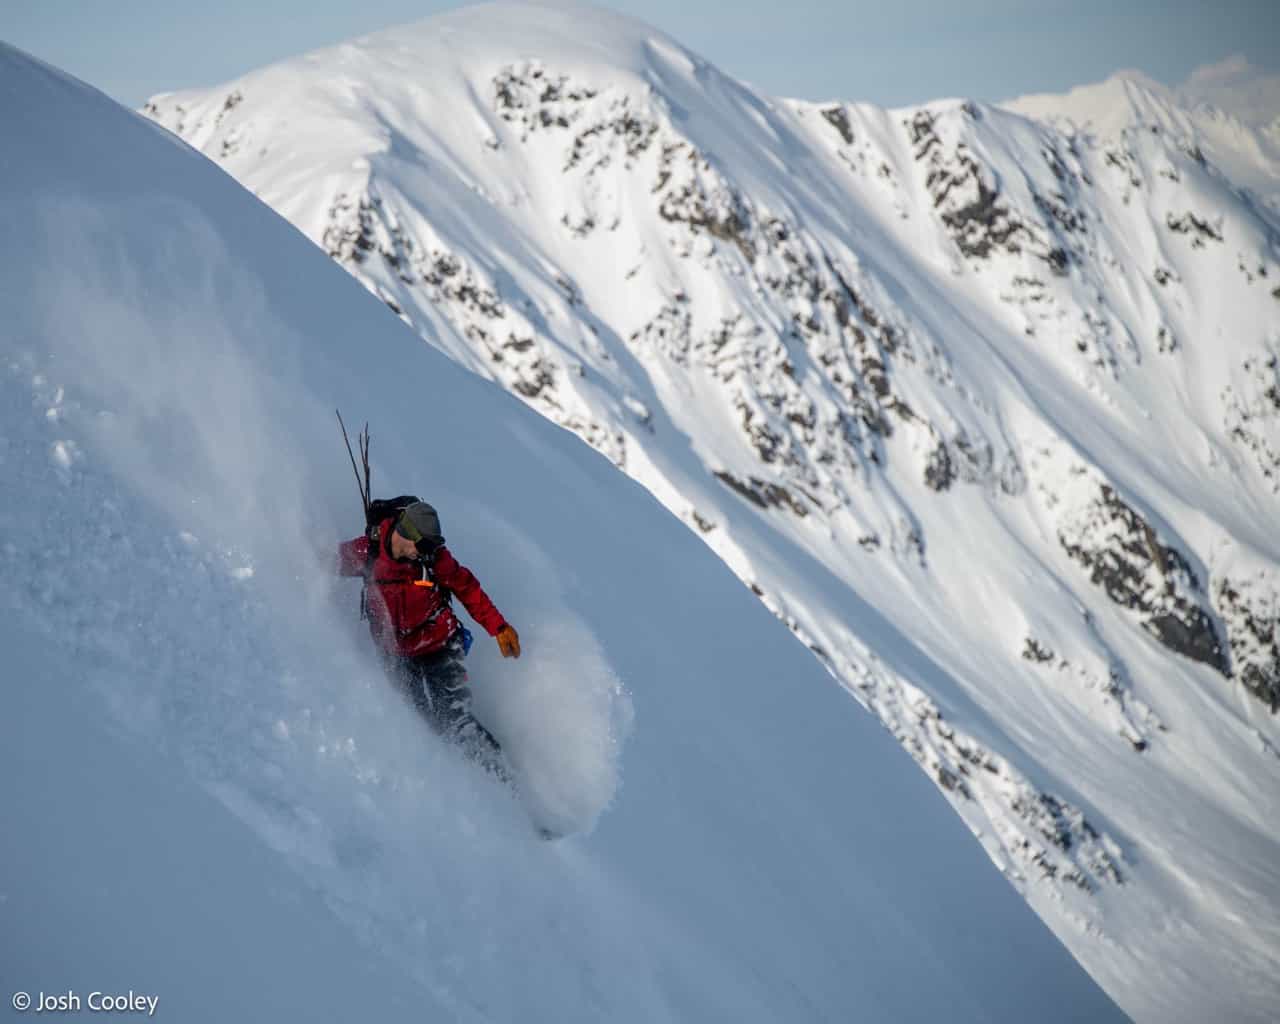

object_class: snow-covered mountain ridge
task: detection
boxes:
[143,4,1280,1018]
[1005,67,1280,210]
[2,39,1123,1022]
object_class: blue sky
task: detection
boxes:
[6,0,1279,108]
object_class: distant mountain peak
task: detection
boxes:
[1004,62,1280,205]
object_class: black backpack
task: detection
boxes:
[365,494,421,553]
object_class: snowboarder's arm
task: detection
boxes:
[337,536,370,576]
[434,546,507,636]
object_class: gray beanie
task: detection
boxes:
[395,501,444,548]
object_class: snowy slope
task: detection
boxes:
[140,5,1280,1019]
[0,41,1122,1023]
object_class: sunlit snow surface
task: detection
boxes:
[1006,70,1280,210]
[0,43,1123,1023]
[133,3,1280,1020]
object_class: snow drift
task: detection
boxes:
[0,42,1120,1023]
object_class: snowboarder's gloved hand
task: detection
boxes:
[496,624,521,659]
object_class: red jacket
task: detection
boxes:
[338,518,508,658]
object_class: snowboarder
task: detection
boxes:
[338,498,521,776]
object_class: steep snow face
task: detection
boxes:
[0,42,1123,1024]
[141,4,1280,1018]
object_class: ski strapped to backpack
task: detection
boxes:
[337,415,454,631]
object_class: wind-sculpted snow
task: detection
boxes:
[0,40,1126,1023]
[137,5,1280,1018]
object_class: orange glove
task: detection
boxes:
[496,624,521,659]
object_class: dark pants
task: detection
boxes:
[386,639,508,781]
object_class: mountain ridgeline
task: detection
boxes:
[3,35,1134,1022]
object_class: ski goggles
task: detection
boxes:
[395,511,443,556]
